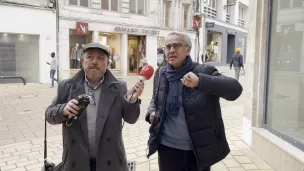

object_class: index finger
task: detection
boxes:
[70,99,78,105]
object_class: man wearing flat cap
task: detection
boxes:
[45,42,144,171]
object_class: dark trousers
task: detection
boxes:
[50,69,58,86]
[158,144,210,171]
[90,160,96,171]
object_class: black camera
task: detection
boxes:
[66,94,91,126]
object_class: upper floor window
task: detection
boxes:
[239,5,245,19]
[69,0,89,7]
[101,0,119,11]
[207,0,216,8]
[129,0,146,15]
[164,2,171,27]
[183,5,189,29]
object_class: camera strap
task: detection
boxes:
[44,118,48,163]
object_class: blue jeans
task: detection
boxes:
[50,69,58,86]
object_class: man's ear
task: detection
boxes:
[80,57,84,63]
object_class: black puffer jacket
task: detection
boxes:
[145,62,243,170]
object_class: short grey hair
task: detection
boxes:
[165,32,192,48]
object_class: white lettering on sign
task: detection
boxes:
[80,25,87,33]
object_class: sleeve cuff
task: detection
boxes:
[124,94,138,104]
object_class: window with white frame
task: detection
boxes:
[164,2,171,27]
[101,0,119,11]
[183,5,189,29]
[207,0,216,8]
[239,5,245,19]
[69,0,89,7]
[129,0,146,15]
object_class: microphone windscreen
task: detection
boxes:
[139,65,154,80]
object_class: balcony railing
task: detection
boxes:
[238,18,245,28]
[0,0,49,8]
[204,6,217,19]
[226,13,230,23]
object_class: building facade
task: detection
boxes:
[0,0,56,83]
[244,0,304,170]
[199,0,249,66]
[58,0,198,79]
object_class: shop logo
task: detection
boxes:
[76,22,89,35]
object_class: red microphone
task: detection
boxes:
[139,65,154,82]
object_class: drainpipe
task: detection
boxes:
[55,0,60,80]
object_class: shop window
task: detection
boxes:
[183,5,189,29]
[205,30,222,63]
[0,33,39,83]
[129,0,146,15]
[69,29,92,69]
[128,36,146,74]
[266,0,304,146]
[98,32,121,70]
[69,0,89,7]
[157,37,167,67]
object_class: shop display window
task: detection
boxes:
[98,32,121,70]
[69,29,92,69]
[0,33,39,83]
[205,31,222,63]
[128,35,146,74]
[265,0,304,146]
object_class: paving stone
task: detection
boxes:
[223,158,241,168]
[233,156,252,164]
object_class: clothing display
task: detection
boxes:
[70,45,83,69]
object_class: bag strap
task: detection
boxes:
[44,119,47,163]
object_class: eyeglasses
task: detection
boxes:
[87,89,96,105]
[165,43,186,51]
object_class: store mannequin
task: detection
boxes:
[70,43,79,68]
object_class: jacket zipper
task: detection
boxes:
[183,88,201,170]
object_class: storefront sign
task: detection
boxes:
[114,27,160,35]
[205,22,215,28]
[76,22,89,35]
[193,16,202,28]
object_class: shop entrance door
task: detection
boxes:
[127,35,146,75]
[227,34,236,64]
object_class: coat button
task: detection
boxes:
[107,160,111,165]
[72,161,76,167]
[107,138,111,142]
[72,140,75,144]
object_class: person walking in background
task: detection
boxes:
[146,32,243,171]
[46,52,58,87]
[230,48,244,81]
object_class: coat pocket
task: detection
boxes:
[116,145,125,166]
[62,148,69,167]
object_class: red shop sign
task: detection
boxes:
[76,22,89,35]
[192,16,202,28]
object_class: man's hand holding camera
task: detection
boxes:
[63,99,80,118]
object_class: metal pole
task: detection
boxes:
[202,15,206,63]
[55,0,60,80]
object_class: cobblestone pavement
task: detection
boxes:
[0,71,274,171]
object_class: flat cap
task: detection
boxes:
[83,42,110,57]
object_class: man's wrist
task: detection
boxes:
[124,94,138,103]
